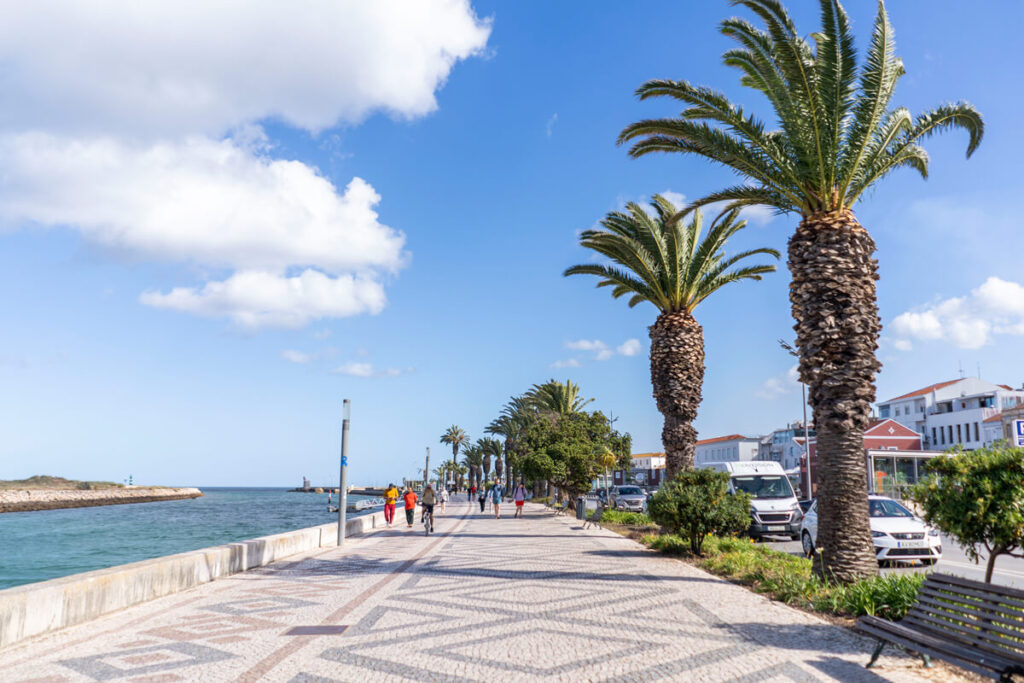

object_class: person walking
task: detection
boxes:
[438,485,448,513]
[420,484,436,532]
[477,485,486,513]
[383,483,399,527]
[490,482,504,519]
[512,482,527,518]
[402,487,418,528]
[469,484,476,503]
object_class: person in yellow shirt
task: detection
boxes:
[383,483,399,527]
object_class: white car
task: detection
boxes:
[800,495,942,565]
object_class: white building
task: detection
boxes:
[695,435,760,466]
[757,421,814,472]
[877,378,1024,450]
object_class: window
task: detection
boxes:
[880,406,890,418]
[887,446,898,451]
[956,424,962,443]
[932,427,937,445]
[980,396,995,408]
[948,425,954,443]
[974,422,980,442]
[940,428,945,445]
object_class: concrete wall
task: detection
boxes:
[0,510,385,650]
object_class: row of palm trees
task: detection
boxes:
[566,0,982,583]
[440,379,596,493]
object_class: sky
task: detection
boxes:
[1,1,1023,487]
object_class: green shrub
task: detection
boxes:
[642,531,924,620]
[910,444,1024,583]
[647,469,751,555]
[601,509,653,526]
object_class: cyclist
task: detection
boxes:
[420,484,437,533]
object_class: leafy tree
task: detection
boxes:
[648,469,752,555]
[519,410,631,507]
[910,445,1024,582]
[566,197,776,478]
[619,0,982,583]
[440,425,470,484]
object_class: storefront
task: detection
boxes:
[866,449,945,499]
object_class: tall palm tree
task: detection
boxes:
[462,444,483,491]
[440,425,469,487]
[566,196,777,480]
[486,398,532,489]
[479,437,504,485]
[617,0,982,582]
[526,379,593,415]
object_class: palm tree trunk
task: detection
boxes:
[649,310,705,480]
[789,212,880,583]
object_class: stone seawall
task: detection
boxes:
[0,487,203,513]
[0,510,386,649]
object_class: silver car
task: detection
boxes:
[610,485,647,512]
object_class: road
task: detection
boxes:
[765,534,1024,587]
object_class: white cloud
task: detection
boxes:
[892,339,913,352]
[551,358,581,369]
[617,339,642,356]
[0,1,491,329]
[0,1,492,138]
[281,350,313,364]
[566,339,606,352]
[890,277,1024,350]
[755,364,799,399]
[313,330,332,340]
[546,113,558,137]
[141,269,386,329]
[331,361,406,378]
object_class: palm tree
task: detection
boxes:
[617,0,982,582]
[479,437,504,486]
[526,379,593,415]
[487,399,531,490]
[566,196,777,479]
[440,425,469,487]
[462,443,483,491]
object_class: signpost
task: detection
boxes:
[337,399,351,547]
[1015,420,1024,448]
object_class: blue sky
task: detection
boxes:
[1,1,1023,487]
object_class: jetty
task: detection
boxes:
[0,486,202,513]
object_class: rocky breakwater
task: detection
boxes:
[0,487,203,513]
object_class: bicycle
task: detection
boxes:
[422,505,434,536]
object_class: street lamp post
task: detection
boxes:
[779,340,813,499]
[337,399,350,547]
[425,447,430,489]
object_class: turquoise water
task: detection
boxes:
[0,488,369,590]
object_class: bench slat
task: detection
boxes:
[912,594,1024,640]
[918,585,1024,620]
[927,572,1024,603]
[919,581,1024,613]
[903,612,1024,661]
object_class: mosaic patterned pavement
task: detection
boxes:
[0,501,961,682]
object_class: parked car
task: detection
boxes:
[798,499,815,513]
[800,495,942,565]
[609,485,647,512]
[701,461,802,540]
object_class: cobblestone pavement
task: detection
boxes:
[0,501,965,682]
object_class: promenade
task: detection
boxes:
[0,501,957,682]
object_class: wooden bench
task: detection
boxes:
[855,572,1024,681]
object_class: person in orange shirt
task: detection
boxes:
[402,487,418,528]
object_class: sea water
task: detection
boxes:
[0,487,371,590]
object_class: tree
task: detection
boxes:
[487,412,523,490]
[910,445,1024,582]
[598,448,618,504]
[462,443,483,491]
[648,469,752,555]
[618,0,982,582]
[519,409,631,508]
[526,379,593,415]
[566,196,777,479]
[440,425,470,486]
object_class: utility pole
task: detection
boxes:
[337,399,350,546]
[425,447,430,489]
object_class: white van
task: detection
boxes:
[701,461,802,540]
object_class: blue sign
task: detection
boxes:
[1015,420,1024,448]
[341,456,349,466]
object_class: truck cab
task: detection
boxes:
[701,461,802,541]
